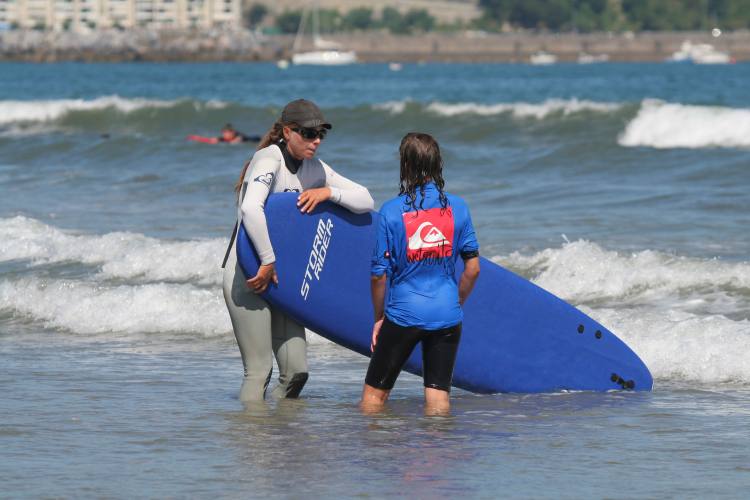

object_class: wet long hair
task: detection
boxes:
[234,119,292,195]
[399,132,448,212]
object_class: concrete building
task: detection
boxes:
[0,0,242,31]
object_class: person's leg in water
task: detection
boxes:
[222,251,274,402]
[270,309,308,398]
[423,388,450,415]
[360,385,390,411]
[361,318,422,412]
[421,323,462,415]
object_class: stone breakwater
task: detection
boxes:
[2,29,750,63]
[0,30,273,62]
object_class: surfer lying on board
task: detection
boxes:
[188,123,261,144]
[222,99,374,402]
[361,133,480,415]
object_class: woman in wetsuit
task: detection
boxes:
[361,132,481,414]
[223,99,374,402]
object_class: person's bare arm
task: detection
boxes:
[458,257,480,306]
[370,274,387,351]
[371,274,387,321]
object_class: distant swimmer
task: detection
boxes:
[188,124,261,144]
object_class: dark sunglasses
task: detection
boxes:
[291,127,327,141]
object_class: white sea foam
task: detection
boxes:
[426,98,622,119]
[0,216,331,343]
[3,216,749,382]
[498,239,750,313]
[0,276,331,344]
[619,99,750,149]
[374,100,408,114]
[375,99,622,119]
[0,96,228,125]
[586,306,750,385]
[0,216,225,285]
[0,277,230,336]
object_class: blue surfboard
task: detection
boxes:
[237,193,653,393]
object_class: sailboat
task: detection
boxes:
[291,1,357,66]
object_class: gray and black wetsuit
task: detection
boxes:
[223,143,373,401]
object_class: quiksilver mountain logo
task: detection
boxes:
[408,222,449,250]
[403,208,453,261]
[301,218,333,300]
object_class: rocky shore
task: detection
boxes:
[2,29,750,63]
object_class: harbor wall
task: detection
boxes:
[2,29,749,62]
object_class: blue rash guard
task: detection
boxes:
[371,182,479,330]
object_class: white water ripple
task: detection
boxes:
[375,98,623,119]
[498,239,750,313]
[0,96,228,125]
[0,216,225,285]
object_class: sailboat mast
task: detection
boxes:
[293,5,310,53]
[312,0,321,47]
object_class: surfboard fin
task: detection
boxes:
[611,373,635,390]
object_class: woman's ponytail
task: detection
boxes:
[234,120,285,195]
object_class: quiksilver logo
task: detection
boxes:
[403,208,453,261]
[301,218,333,300]
[408,222,448,250]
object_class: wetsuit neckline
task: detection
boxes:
[414,181,438,194]
[278,142,303,174]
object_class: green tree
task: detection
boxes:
[381,6,408,34]
[276,10,302,34]
[477,0,514,28]
[342,7,374,31]
[379,7,436,34]
[717,0,750,29]
[509,0,573,30]
[317,8,342,33]
[479,0,573,30]
[622,0,706,30]
[403,9,436,32]
[245,4,268,29]
[598,0,628,32]
[478,0,749,32]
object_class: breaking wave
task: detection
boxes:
[376,98,623,119]
[0,96,228,126]
[2,216,748,384]
[619,99,750,149]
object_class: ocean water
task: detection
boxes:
[1,62,749,498]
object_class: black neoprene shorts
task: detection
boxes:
[365,317,462,392]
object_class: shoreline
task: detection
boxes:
[2,30,750,63]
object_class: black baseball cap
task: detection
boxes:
[281,99,332,129]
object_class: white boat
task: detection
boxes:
[691,44,733,64]
[291,1,357,66]
[578,52,609,64]
[529,51,557,65]
[668,40,733,65]
[292,49,357,66]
